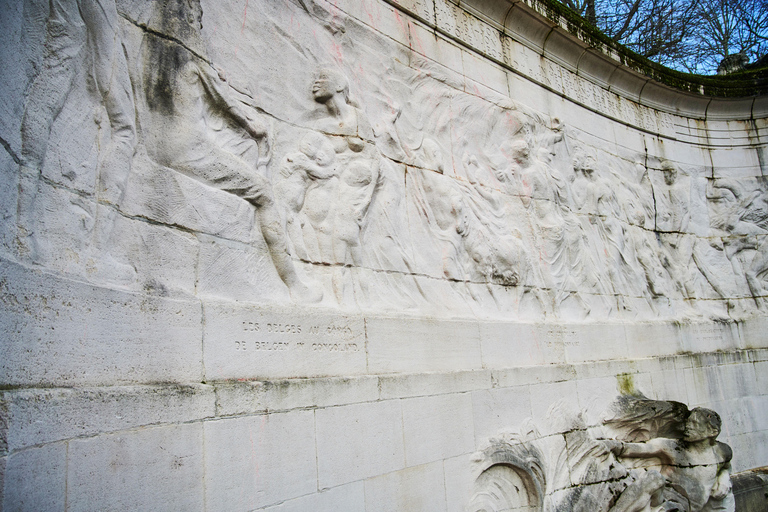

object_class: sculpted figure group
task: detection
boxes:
[17,0,768,314]
[471,398,734,512]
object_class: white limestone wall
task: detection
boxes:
[2,0,768,510]
[3,335,767,510]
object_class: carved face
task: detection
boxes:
[313,141,335,167]
[507,141,529,166]
[683,408,721,442]
[662,164,677,185]
[186,0,203,29]
[312,71,345,103]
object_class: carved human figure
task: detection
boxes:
[576,155,647,309]
[274,132,337,260]
[707,178,768,308]
[333,158,378,266]
[460,153,527,289]
[141,0,320,302]
[410,138,469,280]
[518,140,595,316]
[655,161,696,298]
[19,0,136,260]
[301,69,380,262]
[609,408,734,512]
[623,161,672,303]
[303,68,374,143]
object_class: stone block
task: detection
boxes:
[479,322,550,368]
[260,482,366,512]
[2,384,215,452]
[493,364,577,388]
[67,423,204,512]
[316,400,405,488]
[2,442,66,512]
[0,259,203,386]
[680,321,741,354]
[212,380,265,417]
[260,375,380,411]
[624,322,684,359]
[402,393,475,466]
[366,316,482,374]
[202,301,366,380]
[444,453,475,512]
[649,368,690,404]
[204,411,317,510]
[739,317,768,350]
[471,386,532,444]
[562,323,628,364]
[379,370,491,400]
[364,461,447,512]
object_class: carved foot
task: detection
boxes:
[288,280,323,303]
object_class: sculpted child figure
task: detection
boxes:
[275,132,337,261]
[141,0,320,302]
[609,408,734,512]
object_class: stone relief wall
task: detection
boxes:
[2,0,768,510]
[4,0,767,323]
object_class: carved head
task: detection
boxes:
[634,161,647,183]
[661,161,678,186]
[503,140,530,167]
[576,156,597,180]
[683,408,721,442]
[312,69,350,104]
[421,138,445,173]
[299,132,336,167]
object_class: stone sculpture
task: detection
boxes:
[19,0,136,266]
[12,0,768,318]
[470,397,735,512]
[139,0,320,302]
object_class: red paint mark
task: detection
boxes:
[241,0,249,34]
[234,0,249,56]
[330,41,343,64]
[409,21,426,54]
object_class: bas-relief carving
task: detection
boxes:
[470,398,735,512]
[12,0,768,320]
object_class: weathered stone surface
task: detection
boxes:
[0,259,203,386]
[2,0,768,509]
[316,400,405,488]
[204,411,317,510]
[67,423,205,512]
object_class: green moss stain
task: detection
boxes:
[617,373,638,396]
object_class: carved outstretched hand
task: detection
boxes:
[710,471,731,500]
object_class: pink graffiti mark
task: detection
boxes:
[234,0,250,56]
[330,40,343,64]
[409,21,426,55]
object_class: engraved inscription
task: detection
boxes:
[227,313,364,357]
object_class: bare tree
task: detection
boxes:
[556,0,768,74]
[690,0,768,73]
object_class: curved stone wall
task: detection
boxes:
[1,0,767,510]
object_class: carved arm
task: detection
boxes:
[196,63,267,140]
